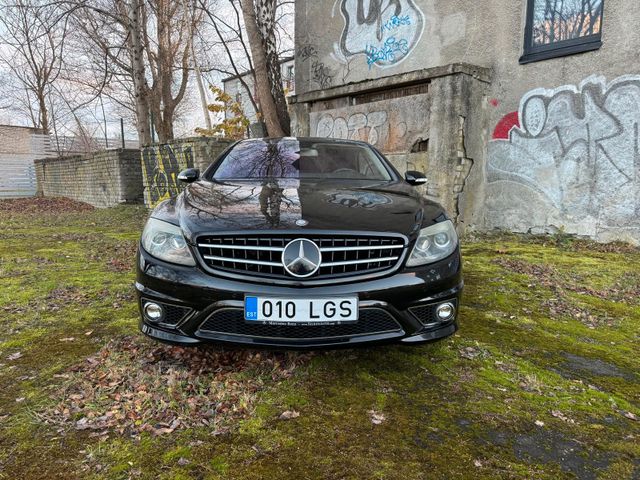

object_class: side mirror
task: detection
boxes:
[178,168,199,183]
[405,170,428,186]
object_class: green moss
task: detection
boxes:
[162,446,192,463]
[209,455,230,475]
[1,210,639,479]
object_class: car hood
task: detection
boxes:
[152,179,448,243]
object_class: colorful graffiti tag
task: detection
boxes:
[141,143,194,208]
[487,75,640,239]
[338,0,425,69]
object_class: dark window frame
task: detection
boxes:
[520,0,604,64]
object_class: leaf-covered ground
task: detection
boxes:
[0,198,639,479]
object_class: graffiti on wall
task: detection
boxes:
[487,75,640,236]
[296,2,467,90]
[316,111,394,145]
[298,44,336,89]
[141,143,194,207]
[338,0,425,69]
[310,94,430,153]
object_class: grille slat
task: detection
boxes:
[202,255,282,267]
[320,244,403,252]
[197,308,403,340]
[321,256,399,267]
[198,244,285,252]
[196,233,405,281]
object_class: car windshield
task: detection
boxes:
[210,139,393,181]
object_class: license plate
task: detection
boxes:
[244,296,358,325]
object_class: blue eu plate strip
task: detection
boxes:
[245,296,258,321]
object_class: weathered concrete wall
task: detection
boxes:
[34,149,143,208]
[141,137,233,208]
[484,75,640,243]
[310,93,430,153]
[291,64,490,218]
[295,0,469,91]
[295,0,640,243]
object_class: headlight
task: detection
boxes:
[141,218,195,266]
[406,220,458,267]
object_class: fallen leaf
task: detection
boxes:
[60,337,76,342]
[534,420,545,427]
[143,419,181,435]
[177,457,190,466]
[15,397,25,403]
[84,331,94,336]
[623,411,638,421]
[75,417,90,430]
[460,347,479,360]
[368,410,386,425]
[551,410,575,423]
[279,410,300,420]
[7,352,22,361]
[474,459,483,468]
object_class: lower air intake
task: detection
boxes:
[197,308,402,340]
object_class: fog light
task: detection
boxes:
[143,302,163,322]
[436,302,455,321]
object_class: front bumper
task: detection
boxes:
[135,247,463,349]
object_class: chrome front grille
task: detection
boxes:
[196,233,405,281]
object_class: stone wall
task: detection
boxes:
[34,149,143,208]
[141,137,233,208]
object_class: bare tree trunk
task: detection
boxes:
[38,94,50,134]
[254,0,290,135]
[143,0,194,143]
[126,0,151,145]
[193,44,212,131]
[240,0,288,137]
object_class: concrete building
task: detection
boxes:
[223,57,295,128]
[290,0,639,244]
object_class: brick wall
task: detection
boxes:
[34,149,143,208]
[0,125,38,155]
[141,137,233,208]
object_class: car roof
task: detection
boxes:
[238,137,372,147]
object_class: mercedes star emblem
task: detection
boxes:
[282,238,321,278]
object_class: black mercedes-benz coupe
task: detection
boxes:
[136,137,463,348]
